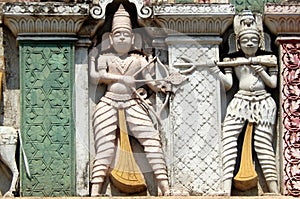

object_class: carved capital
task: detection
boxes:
[153,4,234,35]
[264,3,300,35]
[3,2,89,37]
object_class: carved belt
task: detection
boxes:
[105,92,133,101]
[234,90,271,101]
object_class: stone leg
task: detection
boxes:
[222,116,245,194]
[127,106,170,195]
[91,102,118,195]
[253,124,278,194]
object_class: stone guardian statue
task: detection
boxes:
[211,10,279,195]
[89,4,170,196]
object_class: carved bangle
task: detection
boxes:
[256,67,264,73]
[224,67,232,74]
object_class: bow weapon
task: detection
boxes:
[131,52,187,126]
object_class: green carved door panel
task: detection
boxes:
[19,41,75,196]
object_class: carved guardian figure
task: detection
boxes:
[89,5,170,196]
[212,10,279,195]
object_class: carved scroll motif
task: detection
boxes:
[282,42,300,196]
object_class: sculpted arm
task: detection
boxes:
[89,54,122,85]
[253,66,277,88]
[212,58,234,91]
[216,67,233,91]
[251,55,278,88]
[141,57,162,92]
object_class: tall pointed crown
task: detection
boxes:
[235,10,260,38]
[111,4,132,33]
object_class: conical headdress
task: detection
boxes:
[111,4,132,33]
[235,10,260,38]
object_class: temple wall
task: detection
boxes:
[0,0,299,197]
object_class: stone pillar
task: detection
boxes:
[153,3,234,195]
[265,3,300,197]
[74,37,91,196]
[3,2,88,196]
[165,35,223,194]
[277,37,300,197]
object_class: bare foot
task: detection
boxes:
[3,191,14,198]
[91,183,103,197]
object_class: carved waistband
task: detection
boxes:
[105,92,134,101]
[235,90,271,101]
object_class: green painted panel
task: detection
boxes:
[19,41,75,196]
[230,0,282,13]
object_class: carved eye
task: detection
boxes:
[251,38,259,44]
[113,32,121,37]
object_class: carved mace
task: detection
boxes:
[110,109,147,193]
[233,122,258,190]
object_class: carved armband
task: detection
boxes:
[224,67,233,74]
[269,67,278,76]
[90,56,96,62]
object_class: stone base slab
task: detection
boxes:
[13,196,295,199]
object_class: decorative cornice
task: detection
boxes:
[264,3,300,14]
[153,4,235,35]
[3,2,89,15]
[264,3,300,35]
[90,0,152,19]
[3,2,89,37]
[154,3,234,15]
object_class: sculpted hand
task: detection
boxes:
[120,75,135,85]
[210,66,221,74]
[89,47,98,60]
[147,55,156,69]
[251,65,264,73]
[158,82,172,93]
[250,57,261,65]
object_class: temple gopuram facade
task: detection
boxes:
[0,0,299,198]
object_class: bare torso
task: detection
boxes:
[235,65,265,91]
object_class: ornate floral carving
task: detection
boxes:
[154,4,234,34]
[3,2,89,15]
[281,41,300,196]
[154,3,234,14]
